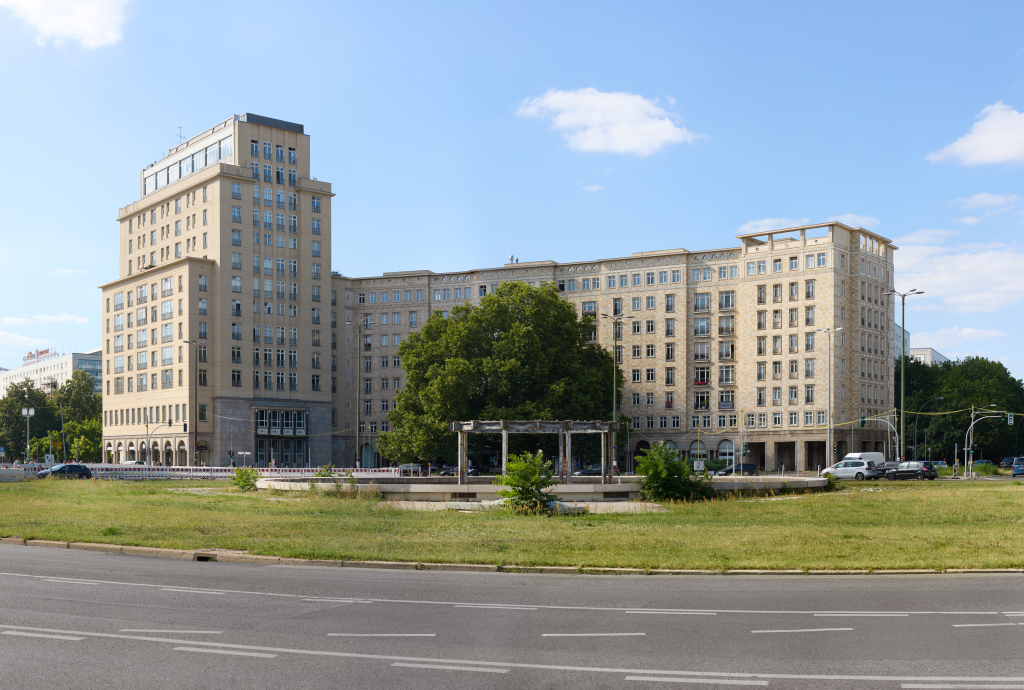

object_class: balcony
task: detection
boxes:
[289,202,297,211]
[773,372,782,380]
[312,362,320,369]
[232,333,241,340]
[693,380,710,386]
[718,327,734,336]
[718,401,734,410]
[312,316,321,324]
[290,337,298,346]
[252,219,259,227]
[264,221,272,229]
[772,399,781,406]
[161,380,173,389]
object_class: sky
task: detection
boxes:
[1,1,1023,375]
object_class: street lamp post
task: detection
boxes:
[188,339,207,467]
[912,396,944,462]
[346,317,374,469]
[816,327,842,472]
[21,407,34,463]
[884,288,924,461]
[964,407,1000,473]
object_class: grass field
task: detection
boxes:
[1,479,1023,570]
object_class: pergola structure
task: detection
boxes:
[449,420,620,485]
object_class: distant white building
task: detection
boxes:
[0,349,102,397]
[908,347,950,366]
[894,325,909,359]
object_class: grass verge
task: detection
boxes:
[1,479,1022,570]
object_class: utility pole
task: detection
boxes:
[21,407,34,463]
[346,316,374,468]
[885,288,924,460]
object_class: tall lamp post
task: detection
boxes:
[188,340,207,466]
[912,396,944,461]
[600,312,634,418]
[816,327,842,471]
[884,288,924,461]
[21,407,34,462]
[346,316,374,468]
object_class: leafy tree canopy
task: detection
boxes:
[378,282,619,464]
[53,369,102,425]
[0,370,102,462]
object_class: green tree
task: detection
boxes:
[378,282,619,464]
[52,369,102,425]
[492,450,558,511]
[0,380,58,461]
[65,419,103,462]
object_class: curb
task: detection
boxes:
[1,538,1022,575]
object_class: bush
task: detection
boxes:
[232,466,259,492]
[314,464,334,478]
[492,450,557,512]
[635,442,715,502]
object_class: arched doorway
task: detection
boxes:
[718,439,734,466]
[105,443,113,464]
[360,443,376,468]
[116,442,124,464]
[178,442,188,466]
[664,440,678,452]
[164,442,174,466]
[688,440,707,462]
[127,443,135,463]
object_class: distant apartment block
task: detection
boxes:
[908,347,949,366]
[0,349,102,397]
[894,325,909,360]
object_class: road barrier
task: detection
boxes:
[0,463,400,481]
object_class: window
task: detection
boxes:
[806,254,814,269]
[805,332,815,352]
[693,293,710,312]
[773,258,782,273]
[757,311,766,330]
[665,318,675,337]
[719,291,734,309]
[719,341,734,360]
[817,252,826,267]
[311,197,321,213]
[805,359,815,378]
[805,280,816,299]
[805,385,815,404]
[719,365,734,385]
[805,306,815,326]
[757,260,766,274]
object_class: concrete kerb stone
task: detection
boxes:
[25,540,68,549]
[725,569,804,575]
[69,542,123,554]
[0,537,25,545]
[121,545,197,561]
[212,553,281,565]
[343,560,420,570]
[869,569,941,575]
[944,568,1024,574]
[419,563,499,572]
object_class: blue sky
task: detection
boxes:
[1,1,1023,374]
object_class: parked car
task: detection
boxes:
[884,461,937,481]
[934,461,948,468]
[438,466,480,477]
[1013,458,1024,477]
[875,461,902,477]
[572,465,603,476]
[973,459,994,467]
[821,459,880,481]
[715,463,759,476]
[998,457,1016,468]
[37,464,92,480]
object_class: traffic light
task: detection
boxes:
[229,450,234,459]
[741,443,749,456]
[970,443,978,455]
[833,444,838,456]
[859,416,866,428]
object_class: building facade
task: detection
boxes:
[0,349,102,397]
[332,222,898,471]
[894,325,909,361]
[99,114,333,466]
[908,347,949,366]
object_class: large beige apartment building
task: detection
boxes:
[99,114,896,472]
[337,222,898,472]
[100,114,333,466]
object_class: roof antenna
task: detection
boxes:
[177,126,184,143]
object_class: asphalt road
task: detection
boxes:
[1,545,1022,690]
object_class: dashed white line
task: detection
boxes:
[543,632,646,637]
[951,623,1018,628]
[751,628,852,634]
[454,605,537,611]
[329,634,436,637]
[902,685,1024,689]
[814,613,907,617]
[44,579,99,585]
[392,662,508,673]
[627,611,717,616]
[160,588,224,595]
[626,677,768,686]
[121,629,223,634]
[174,646,276,658]
[2,631,84,641]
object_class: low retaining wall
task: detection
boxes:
[256,479,644,502]
[710,476,828,492]
[1,464,400,481]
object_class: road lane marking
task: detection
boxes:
[44,579,99,585]
[543,632,645,637]
[7,623,1024,685]
[626,677,767,686]
[392,663,508,673]
[951,623,1019,628]
[627,611,716,616]
[751,628,852,634]
[329,634,436,637]
[120,626,223,630]
[304,599,353,603]
[902,685,1024,689]
[813,613,907,618]
[454,605,537,611]
[160,588,224,595]
[2,631,84,641]
[174,646,276,658]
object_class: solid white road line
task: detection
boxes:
[329,634,436,637]
[8,623,1024,685]
[392,662,508,673]
[951,623,1018,628]
[454,605,537,611]
[44,579,99,585]
[626,676,768,686]
[902,685,1024,689]
[814,613,908,617]
[543,633,646,637]
[2,631,84,641]
[159,588,224,595]
[751,628,852,634]
[174,646,276,658]
[627,611,716,616]
[121,630,223,634]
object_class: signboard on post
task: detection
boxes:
[694,460,705,472]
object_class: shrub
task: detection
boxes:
[314,464,334,478]
[492,450,557,512]
[635,442,715,502]
[232,466,259,492]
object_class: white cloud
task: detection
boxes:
[954,216,981,225]
[911,326,1007,350]
[0,0,130,49]
[895,230,1024,313]
[952,192,1021,208]
[51,268,88,275]
[827,213,880,228]
[582,184,603,192]
[1,317,32,326]
[926,102,1024,166]
[0,331,47,348]
[2,313,88,325]
[736,217,810,235]
[516,88,703,156]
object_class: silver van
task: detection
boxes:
[821,454,882,481]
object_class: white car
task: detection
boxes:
[821,459,880,481]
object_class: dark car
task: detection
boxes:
[37,464,92,480]
[875,461,902,477]
[999,457,1017,468]
[438,466,480,477]
[884,461,937,481]
[715,463,759,477]
[973,459,994,467]
[572,465,603,476]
